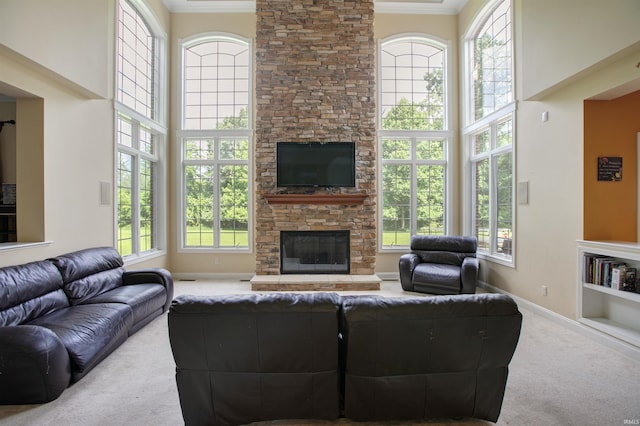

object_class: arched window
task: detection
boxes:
[179,35,252,250]
[464,0,514,263]
[379,36,450,249]
[115,0,166,258]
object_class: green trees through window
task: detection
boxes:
[183,138,249,247]
[180,36,251,249]
[380,37,448,247]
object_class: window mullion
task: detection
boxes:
[489,153,498,255]
[214,162,221,249]
[131,125,141,256]
[410,138,418,236]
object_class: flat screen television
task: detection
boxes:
[277,142,356,187]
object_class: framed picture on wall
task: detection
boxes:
[597,157,622,181]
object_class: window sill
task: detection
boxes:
[477,251,514,268]
[378,246,410,253]
[123,249,167,267]
[178,246,252,254]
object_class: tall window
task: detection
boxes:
[464,0,514,262]
[179,35,251,250]
[115,0,165,257]
[379,36,449,248]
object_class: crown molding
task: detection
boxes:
[162,0,467,15]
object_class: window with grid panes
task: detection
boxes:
[115,0,165,258]
[465,0,514,261]
[179,35,251,250]
[379,36,449,248]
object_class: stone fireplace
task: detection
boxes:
[252,0,379,290]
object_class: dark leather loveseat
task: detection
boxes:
[168,292,522,425]
[0,247,173,404]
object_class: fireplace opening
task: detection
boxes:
[280,230,350,274]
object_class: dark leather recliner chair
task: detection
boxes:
[399,235,479,295]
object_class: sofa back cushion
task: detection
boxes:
[340,293,522,422]
[0,260,68,326]
[168,292,342,426]
[50,247,125,305]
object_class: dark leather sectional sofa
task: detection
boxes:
[169,292,522,425]
[0,247,173,404]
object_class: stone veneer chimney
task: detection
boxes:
[254,0,377,275]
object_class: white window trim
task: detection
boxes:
[461,0,514,128]
[463,111,515,267]
[461,0,516,267]
[176,33,253,254]
[377,34,454,252]
[114,0,168,259]
[177,32,253,131]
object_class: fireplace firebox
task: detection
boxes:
[280,230,350,274]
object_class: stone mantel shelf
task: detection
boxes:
[264,193,367,205]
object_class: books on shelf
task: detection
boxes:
[584,253,640,293]
[623,268,637,292]
[611,265,627,290]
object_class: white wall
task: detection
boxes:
[0,0,112,99]
[517,0,640,100]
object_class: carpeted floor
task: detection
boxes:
[1,280,639,425]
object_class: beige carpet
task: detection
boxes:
[1,280,640,425]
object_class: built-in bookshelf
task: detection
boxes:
[578,240,640,348]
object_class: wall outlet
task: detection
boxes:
[541,285,548,296]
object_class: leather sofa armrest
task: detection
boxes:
[399,253,421,291]
[0,325,71,404]
[123,268,174,312]
[460,257,479,294]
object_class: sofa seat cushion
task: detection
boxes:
[27,303,133,381]
[412,263,461,294]
[87,283,167,325]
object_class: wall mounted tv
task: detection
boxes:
[277,142,356,188]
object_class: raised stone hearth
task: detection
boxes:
[250,274,381,291]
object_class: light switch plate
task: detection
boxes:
[517,181,529,205]
[100,181,111,206]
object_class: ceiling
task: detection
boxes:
[161,0,469,14]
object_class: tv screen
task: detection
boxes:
[277,142,356,187]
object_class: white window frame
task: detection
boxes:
[378,34,454,252]
[177,33,253,253]
[114,0,167,261]
[462,0,515,266]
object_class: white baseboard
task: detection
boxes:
[479,281,640,361]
